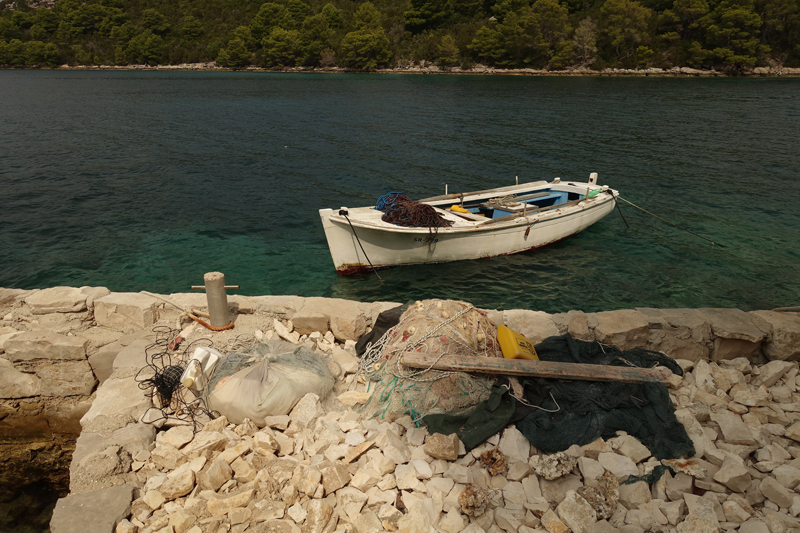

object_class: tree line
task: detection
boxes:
[0,0,797,72]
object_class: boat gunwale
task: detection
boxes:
[324,189,617,235]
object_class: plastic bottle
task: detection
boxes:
[180,347,223,392]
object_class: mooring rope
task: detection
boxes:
[618,196,726,247]
[341,211,403,301]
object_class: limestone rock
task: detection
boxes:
[293,311,329,336]
[298,297,368,342]
[198,458,232,491]
[541,508,571,533]
[207,489,255,517]
[582,438,613,460]
[499,427,530,464]
[112,338,151,373]
[4,331,88,361]
[786,422,800,443]
[610,435,651,464]
[502,310,561,344]
[710,411,757,446]
[290,393,322,427]
[305,500,333,533]
[35,359,96,397]
[182,431,227,456]
[759,477,795,508]
[159,469,195,501]
[697,308,765,361]
[338,391,372,406]
[592,310,649,349]
[0,358,42,397]
[597,453,638,480]
[50,484,134,533]
[712,456,751,493]
[158,425,194,449]
[557,490,597,533]
[320,462,351,494]
[94,292,159,330]
[739,518,771,533]
[749,310,800,361]
[25,286,87,314]
[425,433,460,461]
[80,286,110,310]
[81,378,151,430]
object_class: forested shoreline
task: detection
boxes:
[0,0,797,72]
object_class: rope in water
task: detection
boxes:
[618,196,726,247]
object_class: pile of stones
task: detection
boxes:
[106,353,799,533]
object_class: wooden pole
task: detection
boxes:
[400,353,673,384]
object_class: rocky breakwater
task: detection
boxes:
[54,357,800,533]
[2,285,800,532]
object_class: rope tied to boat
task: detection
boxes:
[618,196,725,247]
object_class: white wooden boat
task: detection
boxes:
[319,174,617,275]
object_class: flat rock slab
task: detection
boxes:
[0,288,30,306]
[36,359,97,397]
[94,292,159,331]
[696,308,765,342]
[296,297,368,342]
[50,483,134,533]
[113,338,151,373]
[3,331,88,361]
[592,310,649,349]
[25,286,87,314]
[81,378,152,429]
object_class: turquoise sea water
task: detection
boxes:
[1,71,799,312]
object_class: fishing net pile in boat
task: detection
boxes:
[357,299,501,423]
[375,192,453,229]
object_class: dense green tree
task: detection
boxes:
[354,2,384,30]
[404,0,455,32]
[249,3,291,42]
[491,0,528,21]
[262,27,304,65]
[0,0,794,70]
[217,36,251,66]
[702,0,766,69]
[181,16,204,41]
[438,34,460,65]
[141,9,169,35]
[0,18,19,41]
[339,28,391,68]
[302,13,335,65]
[123,29,165,64]
[5,39,26,65]
[321,4,343,29]
[530,0,570,62]
[598,0,653,65]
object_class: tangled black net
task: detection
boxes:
[135,326,219,431]
[375,192,453,229]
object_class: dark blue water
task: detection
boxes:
[1,71,799,312]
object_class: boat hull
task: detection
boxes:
[320,192,615,275]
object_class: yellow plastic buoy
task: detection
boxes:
[497,324,539,361]
[450,204,470,213]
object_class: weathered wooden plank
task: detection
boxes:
[400,353,673,384]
